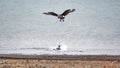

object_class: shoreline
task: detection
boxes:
[0,54,120,61]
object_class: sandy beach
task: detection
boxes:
[0,54,120,68]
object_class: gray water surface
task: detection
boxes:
[0,0,120,55]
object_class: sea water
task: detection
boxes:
[0,0,120,55]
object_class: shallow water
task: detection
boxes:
[0,47,120,55]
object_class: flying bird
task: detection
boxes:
[43,9,75,22]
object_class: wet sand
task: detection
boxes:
[0,54,120,68]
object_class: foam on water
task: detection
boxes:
[48,43,67,51]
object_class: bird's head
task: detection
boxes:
[71,9,75,12]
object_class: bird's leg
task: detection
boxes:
[62,19,64,22]
[60,19,61,22]
[60,19,64,22]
